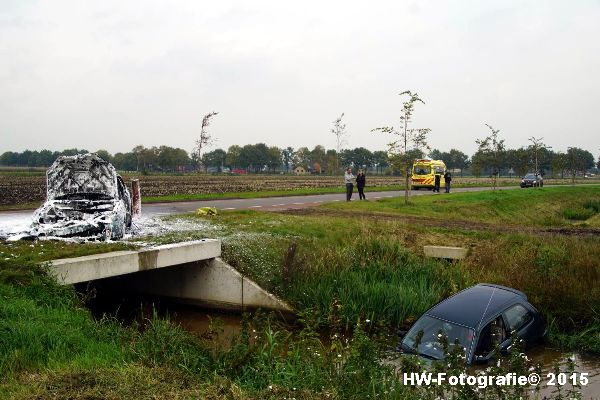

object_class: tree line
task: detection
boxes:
[1,143,597,178]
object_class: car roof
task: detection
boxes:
[426,284,527,329]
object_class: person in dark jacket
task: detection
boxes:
[444,171,452,193]
[356,169,366,200]
[434,172,441,193]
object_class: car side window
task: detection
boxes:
[504,304,533,333]
[475,316,508,357]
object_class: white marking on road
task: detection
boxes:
[222,207,236,210]
[292,202,304,205]
[250,205,262,208]
[272,203,286,206]
[333,200,341,202]
[374,196,381,199]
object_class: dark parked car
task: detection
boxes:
[30,153,132,240]
[398,284,545,364]
[520,173,543,188]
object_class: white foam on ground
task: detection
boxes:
[0,213,32,238]
[0,211,214,245]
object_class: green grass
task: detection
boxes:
[564,198,600,220]
[162,195,599,347]
[286,238,465,329]
[563,207,596,220]
[324,185,600,227]
[1,186,598,398]
[584,199,600,212]
[0,247,424,399]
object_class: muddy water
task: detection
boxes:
[527,347,600,399]
[169,307,600,398]
[170,307,244,347]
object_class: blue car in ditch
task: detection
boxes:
[398,284,545,364]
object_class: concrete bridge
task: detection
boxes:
[50,239,292,313]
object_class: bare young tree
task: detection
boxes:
[195,111,219,171]
[528,136,550,183]
[372,91,430,205]
[476,124,505,191]
[331,113,347,175]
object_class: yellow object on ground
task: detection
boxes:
[196,207,218,216]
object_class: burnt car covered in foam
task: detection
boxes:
[30,153,132,240]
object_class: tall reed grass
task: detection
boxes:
[286,238,468,329]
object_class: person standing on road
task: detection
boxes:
[444,170,452,193]
[434,171,441,193]
[356,169,366,200]
[344,167,355,201]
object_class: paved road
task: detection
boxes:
[142,185,520,216]
[0,185,518,233]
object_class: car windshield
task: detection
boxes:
[401,315,474,360]
[413,165,431,175]
[524,174,537,179]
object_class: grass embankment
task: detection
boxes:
[144,186,600,353]
[326,185,600,228]
[1,241,431,399]
[1,186,599,398]
[133,186,600,346]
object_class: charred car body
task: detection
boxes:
[30,153,132,240]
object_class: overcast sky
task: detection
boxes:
[1,0,599,157]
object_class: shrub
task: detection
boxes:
[583,199,600,213]
[563,207,595,220]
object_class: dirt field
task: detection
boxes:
[0,172,593,206]
[0,174,395,206]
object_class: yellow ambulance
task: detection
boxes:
[411,159,446,190]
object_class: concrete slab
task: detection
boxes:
[50,239,221,284]
[423,245,468,260]
[127,257,293,313]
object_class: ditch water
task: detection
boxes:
[524,347,600,398]
[167,305,600,399]
[78,277,600,399]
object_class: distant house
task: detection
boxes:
[293,166,307,175]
